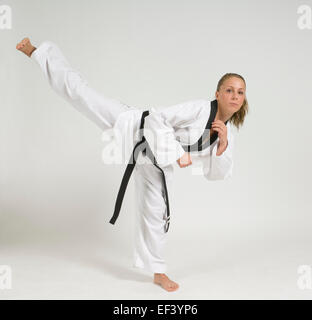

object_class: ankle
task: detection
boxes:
[154,273,167,278]
[29,46,36,57]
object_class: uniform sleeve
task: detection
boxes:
[143,99,207,167]
[203,123,234,181]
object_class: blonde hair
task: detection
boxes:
[216,73,249,130]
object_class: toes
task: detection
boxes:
[166,283,178,291]
[16,39,30,50]
[168,286,177,292]
[155,277,179,292]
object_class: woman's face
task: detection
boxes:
[215,77,246,113]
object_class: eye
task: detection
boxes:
[226,89,232,92]
[239,91,244,95]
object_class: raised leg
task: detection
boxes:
[17,38,134,131]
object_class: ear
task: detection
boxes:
[215,91,219,99]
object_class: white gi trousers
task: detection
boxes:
[31,41,172,274]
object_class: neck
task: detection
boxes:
[215,104,233,123]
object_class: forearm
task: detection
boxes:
[204,130,234,180]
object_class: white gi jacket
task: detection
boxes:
[142,99,234,180]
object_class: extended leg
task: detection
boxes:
[17,38,133,131]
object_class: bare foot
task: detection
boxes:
[16,37,36,57]
[154,273,179,292]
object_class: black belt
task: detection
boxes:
[109,110,171,233]
[109,99,226,233]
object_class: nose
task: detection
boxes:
[232,93,238,100]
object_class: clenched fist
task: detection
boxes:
[177,152,192,168]
[212,120,228,156]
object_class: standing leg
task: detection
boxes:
[16,38,134,131]
[133,158,179,292]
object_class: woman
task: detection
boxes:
[16,38,248,292]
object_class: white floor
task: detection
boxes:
[1,229,312,300]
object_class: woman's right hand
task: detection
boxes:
[176,152,192,168]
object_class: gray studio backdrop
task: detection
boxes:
[0,0,312,296]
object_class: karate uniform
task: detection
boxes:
[31,41,234,274]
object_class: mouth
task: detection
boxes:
[230,102,238,106]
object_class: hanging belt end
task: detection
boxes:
[164,216,170,233]
[109,217,116,225]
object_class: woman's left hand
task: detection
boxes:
[211,120,228,156]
